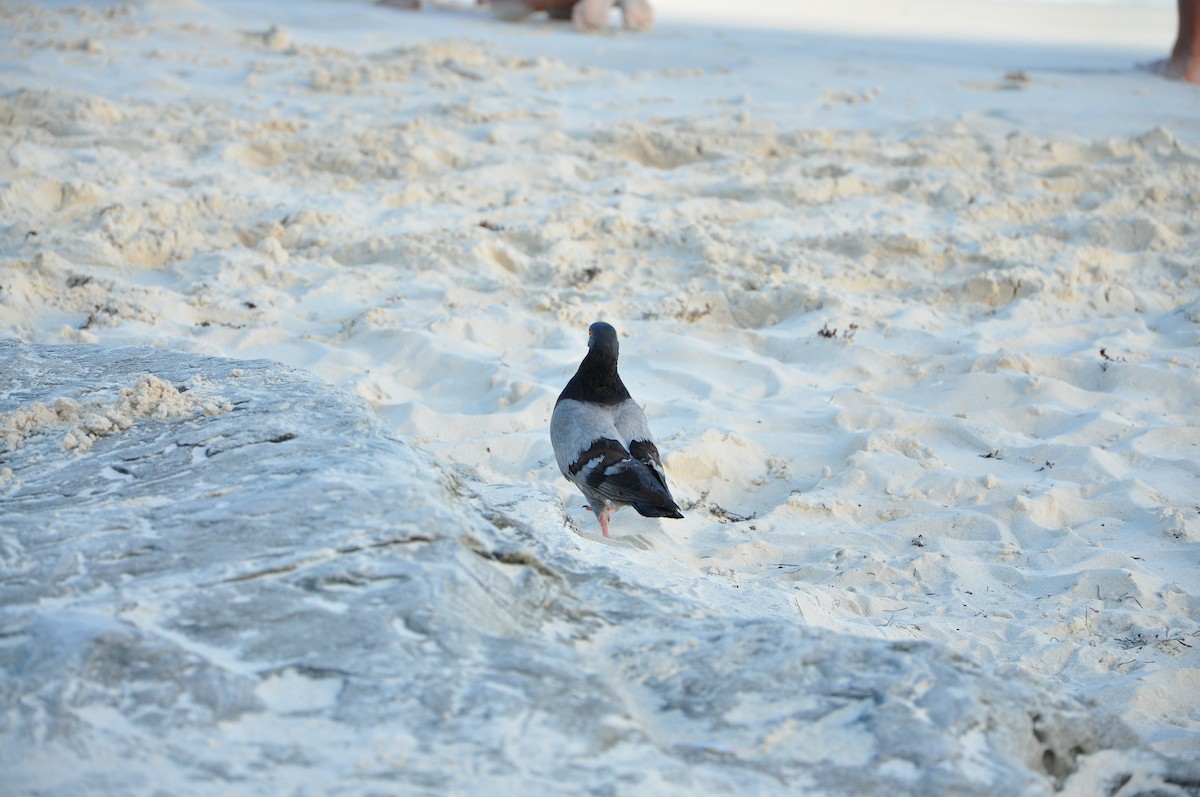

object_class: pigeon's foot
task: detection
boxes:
[583,504,611,537]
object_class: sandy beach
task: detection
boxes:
[2,0,1198,790]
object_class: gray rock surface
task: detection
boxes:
[1,340,1194,796]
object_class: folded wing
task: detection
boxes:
[551,396,683,523]
[576,439,683,519]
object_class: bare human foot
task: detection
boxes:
[388,0,579,22]
[1143,0,1199,83]
[491,0,599,24]
[619,0,654,32]
[572,0,614,32]
[481,0,654,33]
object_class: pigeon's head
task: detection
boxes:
[587,322,619,362]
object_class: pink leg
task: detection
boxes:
[584,505,611,537]
[573,0,614,32]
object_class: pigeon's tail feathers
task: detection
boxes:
[595,458,683,520]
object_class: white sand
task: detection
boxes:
[1,0,1198,764]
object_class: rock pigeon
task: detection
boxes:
[551,321,683,536]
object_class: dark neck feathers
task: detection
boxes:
[556,346,631,405]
